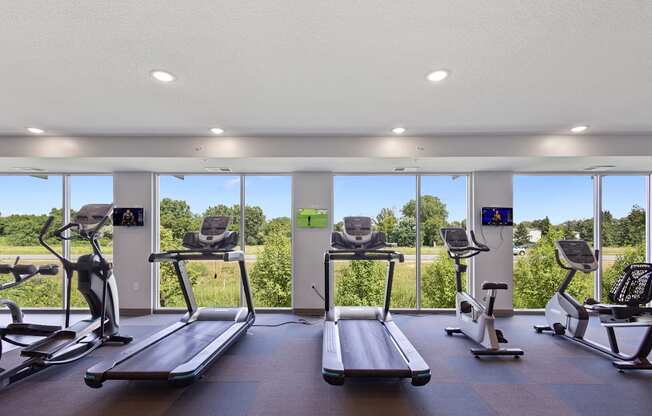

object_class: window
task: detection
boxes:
[0,175,64,308]
[244,176,292,307]
[601,176,646,300]
[513,175,594,308]
[69,175,113,308]
[333,176,417,308]
[158,175,241,308]
[420,175,468,308]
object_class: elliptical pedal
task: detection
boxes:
[495,329,508,343]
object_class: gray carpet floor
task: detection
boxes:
[1,312,652,416]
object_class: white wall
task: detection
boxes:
[113,173,156,314]
[470,172,514,313]
[292,173,333,312]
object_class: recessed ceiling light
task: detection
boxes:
[150,70,176,83]
[210,127,225,135]
[205,167,232,172]
[392,127,406,135]
[570,125,589,133]
[26,127,44,134]
[426,69,449,82]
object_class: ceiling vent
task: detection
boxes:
[205,167,232,173]
[393,167,419,172]
[584,165,616,171]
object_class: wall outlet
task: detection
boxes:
[132,282,140,291]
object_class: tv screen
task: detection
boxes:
[482,207,513,226]
[112,207,144,227]
[297,208,328,228]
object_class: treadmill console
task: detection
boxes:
[331,216,386,250]
[183,216,238,250]
[556,240,598,272]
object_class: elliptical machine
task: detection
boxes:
[0,203,132,389]
[534,239,652,371]
[1,261,60,359]
[441,227,524,357]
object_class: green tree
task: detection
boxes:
[401,195,448,246]
[513,223,530,246]
[160,198,198,241]
[335,260,386,306]
[620,206,645,246]
[513,227,593,308]
[422,256,462,308]
[250,230,292,307]
[158,226,201,306]
[388,216,416,247]
[375,208,397,236]
[261,217,291,241]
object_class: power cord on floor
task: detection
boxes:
[252,318,320,327]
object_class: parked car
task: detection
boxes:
[513,245,530,256]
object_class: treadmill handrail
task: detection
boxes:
[149,249,245,263]
[325,249,404,263]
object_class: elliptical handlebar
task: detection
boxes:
[38,216,67,264]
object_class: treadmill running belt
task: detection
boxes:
[107,321,233,377]
[338,320,410,376]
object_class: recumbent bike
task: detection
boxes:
[535,239,652,371]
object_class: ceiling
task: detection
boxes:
[1,1,652,137]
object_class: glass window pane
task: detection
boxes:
[69,175,113,308]
[0,175,64,308]
[333,176,416,308]
[245,176,292,307]
[601,176,646,300]
[159,175,241,308]
[513,175,594,308]
[420,175,467,308]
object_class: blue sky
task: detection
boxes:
[334,175,467,223]
[0,174,646,225]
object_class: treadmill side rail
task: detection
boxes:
[384,321,431,377]
[322,321,345,384]
[170,320,251,385]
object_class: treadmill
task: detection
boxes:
[321,216,431,386]
[85,216,255,388]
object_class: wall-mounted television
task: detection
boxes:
[112,207,144,227]
[297,208,328,228]
[481,207,513,226]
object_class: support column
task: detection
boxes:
[470,172,514,315]
[112,173,156,315]
[292,173,333,314]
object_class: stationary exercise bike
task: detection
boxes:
[0,204,132,389]
[441,227,524,357]
[534,239,652,371]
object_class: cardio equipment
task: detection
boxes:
[0,203,132,389]
[1,261,60,360]
[85,216,255,387]
[440,228,523,357]
[534,239,652,371]
[322,216,431,386]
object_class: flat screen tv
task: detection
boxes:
[481,207,513,226]
[112,207,144,227]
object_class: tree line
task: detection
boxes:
[335,195,464,247]
[513,205,645,247]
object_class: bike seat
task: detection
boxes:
[481,282,508,290]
